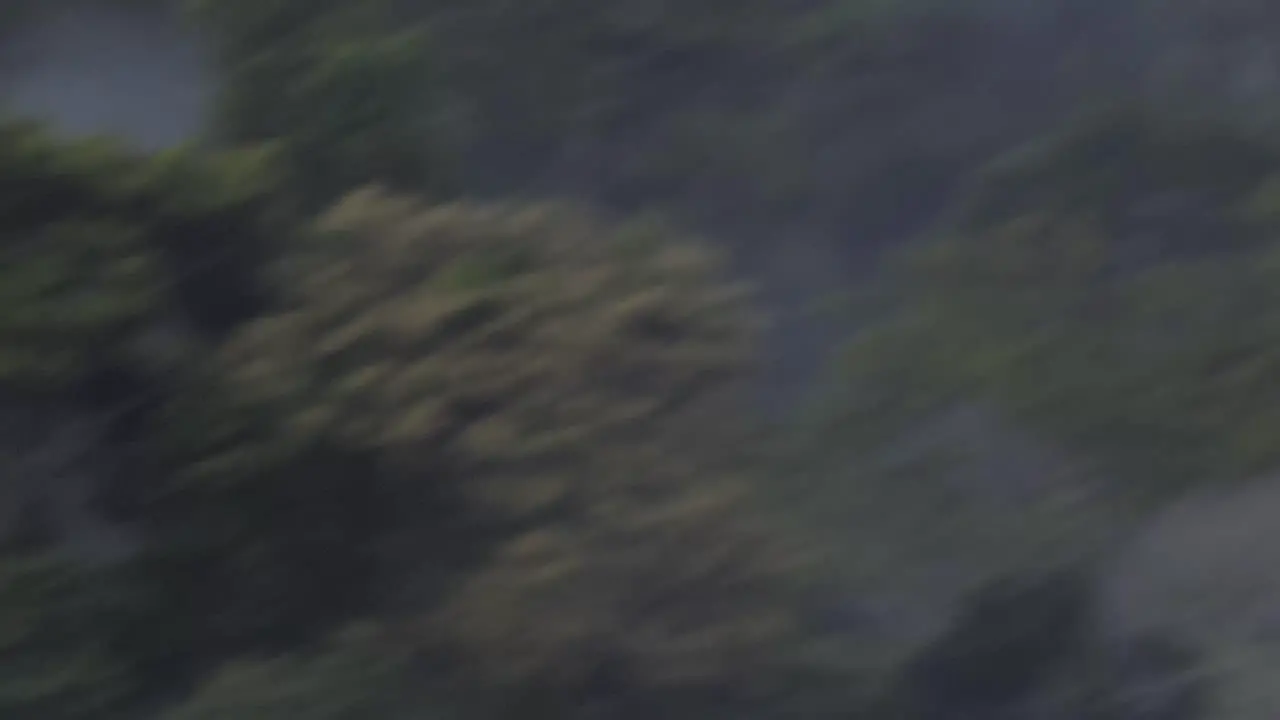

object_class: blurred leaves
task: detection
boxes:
[13,1,1280,718]
[830,112,1280,494]
[191,0,449,210]
[161,624,416,720]
[0,555,137,719]
[220,187,757,520]
[432,444,810,695]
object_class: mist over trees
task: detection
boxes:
[3,0,1280,718]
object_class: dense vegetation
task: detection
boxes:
[5,0,1280,718]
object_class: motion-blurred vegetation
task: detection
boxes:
[4,0,1280,718]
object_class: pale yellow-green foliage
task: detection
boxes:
[216,186,808,695]
[430,442,810,692]
[220,186,758,519]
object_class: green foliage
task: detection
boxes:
[161,625,417,720]
[212,187,813,704]
[0,122,301,713]
[832,113,1280,493]
[0,120,285,391]
[190,0,448,210]
[432,444,809,696]
[0,219,159,390]
[0,554,136,719]
[220,187,756,520]
[951,108,1280,252]
[122,372,387,673]
[26,3,1280,718]
[417,0,911,202]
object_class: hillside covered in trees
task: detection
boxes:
[5,0,1280,718]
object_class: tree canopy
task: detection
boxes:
[8,1,1280,719]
